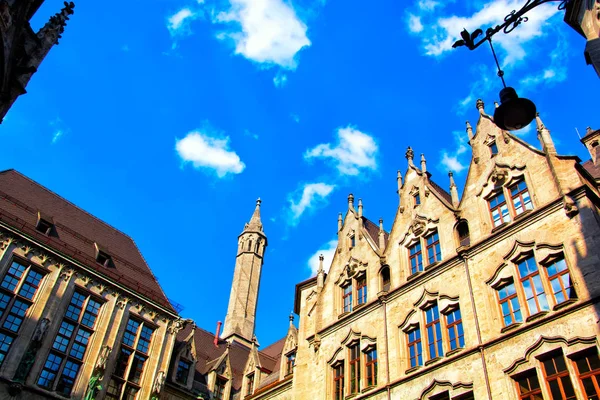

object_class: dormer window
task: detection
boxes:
[414,193,421,206]
[176,359,191,385]
[36,212,54,235]
[246,372,255,397]
[286,351,296,375]
[94,243,113,268]
[350,235,355,249]
[489,141,499,156]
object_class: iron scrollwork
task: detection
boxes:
[453,0,570,50]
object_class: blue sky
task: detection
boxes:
[2,0,598,346]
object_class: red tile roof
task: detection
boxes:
[583,160,600,179]
[361,217,389,249]
[0,170,174,312]
[427,178,453,205]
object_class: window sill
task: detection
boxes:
[446,347,463,357]
[425,261,439,271]
[361,385,377,394]
[338,311,351,319]
[345,392,359,399]
[425,356,443,366]
[526,311,549,323]
[514,209,533,221]
[491,222,510,233]
[553,299,576,311]
[500,322,522,333]
[407,271,423,282]
[355,303,367,311]
[405,366,422,374]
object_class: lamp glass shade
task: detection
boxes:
[493,87,536,131]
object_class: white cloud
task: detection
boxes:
[288,183,335,225]
[414,0,559,66]
[457,64,495,113]
[175,131,245,177]
[308,239,337,276]
[408,14,424,33]
[291,113,300,123]
[439,130,468,173]
[519,31,568,88]
[214,0,311,69]
[49,117,68,144]
[305,126,378,176]
[418,0,439,11]
[168,8,200,36]
[273,71,288,87]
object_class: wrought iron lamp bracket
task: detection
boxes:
[453,0,570,50]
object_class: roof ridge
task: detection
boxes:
[2,170,139,247]
[361,215,389,235]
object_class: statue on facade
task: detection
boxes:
[150,371,165,400]
[83,345,111,400]
[13,318,51,383]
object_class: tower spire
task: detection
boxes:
[536,113,557,155]
[244,198,263,232]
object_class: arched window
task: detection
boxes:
[247,240,252,251]
[380,266,391,292]
[456,220,470,247]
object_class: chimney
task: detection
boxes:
[214,321,222,347]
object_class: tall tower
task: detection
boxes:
[222,199,267,345]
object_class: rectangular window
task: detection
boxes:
[350,235,356,248]
[425,304,444,359]
[574,349,600,400]
[490,142,499,156]
[342,284,353,313]
[425,231,442,265]
[37,291,102,395]
[407,327,423,368]
[215,377,227,400]
[333,363,344,400]
[445,308,464,351]
[365,347,377,387]
[489,192,511,227]
[542,353,576,400]
[498,282,523,326]
[510,179,533,215]
[517,256,549,315]
[409,242,423,275]
[515,370,543,400]
[356,276,367,305]
[414,193,421,206]
[108,318,154,399]
[545,257,576,305]
[286,352,296,375]
[176,359,191,385]
[349,344,361,394]
[246,373,254,396]
[0,260,45,368]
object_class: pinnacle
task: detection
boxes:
[245,198,263,232]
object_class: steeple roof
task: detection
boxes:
[244,198,264,233]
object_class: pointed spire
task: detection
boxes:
[358,199,363,218]
[338,212,343,232]
[378,218,385,250]
[476,99,485,114]
[37,2,75,47]
[536,113,557,155]
[449,172,459,207]
[466,121,473,141]
[317,254,325,289]
[420,153,427,174]
[348,194,355,211]
[245,198,264,232]
[397,170,403,203]
[406,147,414,167]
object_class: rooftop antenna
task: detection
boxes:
[575,127,581,139]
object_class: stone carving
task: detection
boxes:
[84,345,111,400]
[313,335,321,352]
[151,370,165,399]
[410,219,426,236]
[490,167,508,185]
[168,317,186,334]
[563,195,579,217]
[13,318,51,382]
[59,267,74,282]
[117,295,130,310]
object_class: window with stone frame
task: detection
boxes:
[541,352,577,400]
[349,235,356,249]
[105,318,155,400]
[425,303,444,360]
[348,343,361,394]
[544,256,576,306]
[425,230,442,265]
[514,370,543,400]
[37,290,102,395]
[286,351,296,376]
[333,362,344,400]
[364,346,377,388]
[380,267,391,292]
[573,348,600,399]
[430,391,450,400]
[175,359,191,385]
[0,259,46,367]
[215,376,227,400]
[488,191,511,227]
[407,326,423,369]
[342,283,353,313]
[445,307,464,351]
[489,141,499,156]
[356,275,367,306]
[509,179,533,216]
[517,255,549,315]
[246,372,255,397]
[496,281,523,327]
[409,242,423,275]
[414,193,421,206]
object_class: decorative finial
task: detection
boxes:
[348,193,355,210]
[406,147,414,167]
[358,199,363,217]
[587,126,593,134]
[378,218,385,249]
[449,171,459,207]
[420,153,427,174]
[379,218,384,230]
[338,212,343,231]
[476,99,484,113]
[448,171,456,187]
[37,1,75,46]
[397,170,403,194]
[535,112,556,155]
[256,198,261,206]
[466,120,473,141]
[289,312,295,324]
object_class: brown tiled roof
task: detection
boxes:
[256,337,286,390]
[0,170,174,312]
[583,128,600,138]
[427,178,453,205]
[361,217,389,249]
[583,160,600,179]
[261,337,286,359]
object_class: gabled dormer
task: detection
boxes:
[279,315,298,379]
[207,347,233,400]
[170,327,197,390]
[242,338,263,398]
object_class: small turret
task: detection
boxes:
[338,212,343,232]
[449,172,459,207]
[406,147,415,167]
[420,153,427,174]
[476,99,485,115]
[397,170,403,204]
[466,121,473,141]
[536,113,557,155]
[317,254,325,290]
[378,218,385,250]
[348,193,355,211]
